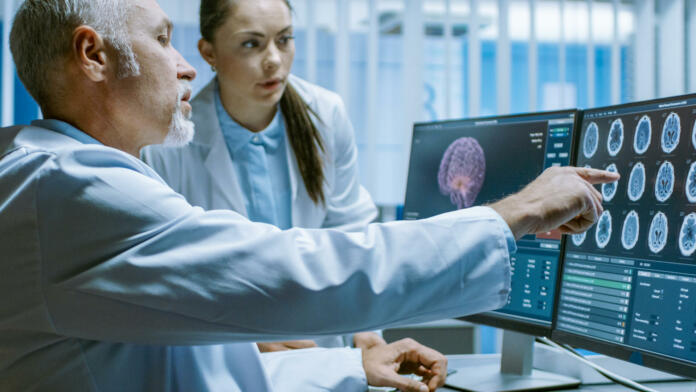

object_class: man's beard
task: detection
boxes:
[163,81,195,147]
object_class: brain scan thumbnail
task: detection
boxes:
[687,162,696,203]
[607,119,624,157]
[628,162,646,202]
[634,115,651,154]
[572,231,587,247]
[595,210,612,249]
[648,212,669,254]
[621,211,640,250]
[654,161,675,203]
[602,164,619,202]
[438,137,486,209]
[583,122,599,158]
[661,112,681,153]
[679,213,696,257]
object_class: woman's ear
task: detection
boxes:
[198,39,217,68]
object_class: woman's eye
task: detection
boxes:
[279,35,295,45]
[158,35,168,46]
[242,40,259,48]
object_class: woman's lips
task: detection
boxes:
[258,79,283,91]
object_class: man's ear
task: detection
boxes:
[72,25,109,82]
[198,38,216,68]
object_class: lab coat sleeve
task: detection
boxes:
[320,96,378,231]
[35,146,512,346]
[261,347,366,392]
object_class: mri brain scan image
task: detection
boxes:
[661,112,681,153]
[621,211,640,250]
[602,164,619,202]
[607,119,624,156]
[595,210,612,249]
[634,115,651,154]
[687,162,696,203]
[679,213,696,257]
[654,161,675,203]
[572,232,587,247]
[583,122,599,158]
[648,212,669,254]
[438,137,486,209]
[628,162,646,202]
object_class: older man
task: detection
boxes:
[0,0,616,391]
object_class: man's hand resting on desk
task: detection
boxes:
[490,166,620,240]
[363,338,447,392]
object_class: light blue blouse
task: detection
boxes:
[214,82,292,229]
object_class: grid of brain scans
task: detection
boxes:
[558,97,696,367]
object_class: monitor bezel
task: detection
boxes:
[405,108,581,338]
[552,94,696,379]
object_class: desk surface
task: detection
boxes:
[439,355,696,392]
[440,381,695,391]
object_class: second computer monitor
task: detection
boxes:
[403,110,578,335]
[555,95,696,378]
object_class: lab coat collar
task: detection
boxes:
[31,119,102,145]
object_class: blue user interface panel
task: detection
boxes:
[557,96,696,371]
[403,111,577,328]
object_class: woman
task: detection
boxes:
[143,0,387,352]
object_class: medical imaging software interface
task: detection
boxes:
[558,98,696,366]
[403,112,576,326]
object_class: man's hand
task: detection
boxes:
[257,340,318,352]
[354,331,387,350]
[490,166,620,240]
[362,338,447,392]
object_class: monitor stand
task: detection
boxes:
[445,330,580,392]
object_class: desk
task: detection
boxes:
[439,354,696,392]
[440,382,695,391]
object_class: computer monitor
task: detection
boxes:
[554,95,696,380]
[403,110,581,391]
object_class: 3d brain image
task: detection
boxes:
[621,211,640,250]
[661,112,681,153]
[572,232,587,247]
[679,213,696,257]
[438,137,486,209]
[687,162,696,203]
[654,161,675,203]
[602,164,619,202]
[634,115,651,154]
[595,210,612,249]
[607,119,624,156]
[648,212,668,254]
[628,162,646,202]
[583,122,599,158]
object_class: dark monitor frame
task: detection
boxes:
[552,94,696,380]
[406,109,582,338]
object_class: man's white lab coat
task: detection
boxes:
[0,122,513,391]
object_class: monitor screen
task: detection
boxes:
[403,110,578,335]
[555,95,696,378]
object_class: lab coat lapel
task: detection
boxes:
[203,137,248,216]
[195,81,248,216]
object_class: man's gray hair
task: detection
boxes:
[10,0,140,108]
